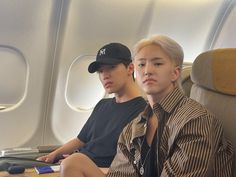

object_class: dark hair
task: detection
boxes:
[121,61,135,80]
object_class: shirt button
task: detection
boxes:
[134,160,136,164]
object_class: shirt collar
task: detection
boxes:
[155,87,184,114]
[140,87,184,120]
[131,87,185,141]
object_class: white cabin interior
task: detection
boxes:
[0,0,236,150]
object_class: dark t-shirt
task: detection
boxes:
[77,97,146,167]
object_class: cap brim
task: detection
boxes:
[88,58,123,73]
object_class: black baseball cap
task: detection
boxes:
[88,43,132,73]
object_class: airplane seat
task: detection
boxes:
[181,65,193,97]
[190,48,236,175]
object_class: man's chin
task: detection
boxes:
[143,88,154,94]
[105,89,114,94]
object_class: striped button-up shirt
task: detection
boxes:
[107,87,233,177]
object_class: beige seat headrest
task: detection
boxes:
[191,48,236,96]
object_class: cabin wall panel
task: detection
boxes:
[0,0,62,149]
[1,0,235,149]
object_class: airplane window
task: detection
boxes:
[0,46,27,111]
[66,55,105,111]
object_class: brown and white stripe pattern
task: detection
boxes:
[107,87,233,177]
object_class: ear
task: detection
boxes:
[171,66,181,82]
[127,63,134,76]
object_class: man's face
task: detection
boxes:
[134,44,180,100]
[97,63,132,94]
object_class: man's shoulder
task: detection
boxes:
[168,98,216,129]
[130,96,147,107]
[120,113,144,137]
[181,97,214,116]
[97,98,113,104]
[100,96,146,107]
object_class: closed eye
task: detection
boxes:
[154,62,163,66]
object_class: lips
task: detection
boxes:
[104,81,112,88]
[143,78,156,84]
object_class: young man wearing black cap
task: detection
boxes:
[37,43,146,170]
[60,36,233,177]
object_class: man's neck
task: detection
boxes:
[147,86,176,108]
[114,82,142,103]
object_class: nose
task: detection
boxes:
[100,70,110,80]
[144,71,151,76]
[144,63,153,76]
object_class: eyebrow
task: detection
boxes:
[135,57,163,61]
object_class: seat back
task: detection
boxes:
[190,48,236,176]
[181,65,193,97]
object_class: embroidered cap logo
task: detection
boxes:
[99,48,106,56]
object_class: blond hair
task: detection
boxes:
[133,34,184,68]
[133,34,184,88]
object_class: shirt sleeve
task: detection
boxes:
[107,124,139,177]
[161,114,233,176]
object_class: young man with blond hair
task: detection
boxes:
[60,35,233,177]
